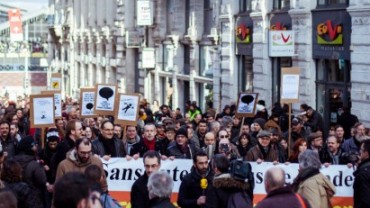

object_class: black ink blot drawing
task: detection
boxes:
[239,94,255,113]
[86,103,94,111]
[98,87,114,109]
[122,103,134,113]
[41,111,46,119]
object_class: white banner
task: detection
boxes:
[102,158,354,197]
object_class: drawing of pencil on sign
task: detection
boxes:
[94,84,117,115]
[235,92,258,117]
[115,94,140,126]
[30,94,55,128]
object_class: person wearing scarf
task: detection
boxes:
[167,128,197,159]
[246,130,279,163]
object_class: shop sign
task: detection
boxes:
[126,30,142,48]
[141,48,155,68]
[312,10,351,60]
[269,30,294,57]
[137,0,153,26]
[235,15,253,56]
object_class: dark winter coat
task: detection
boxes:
[205,173,252,208]
[338,112,359,139]
[167,143,197,159]
[178,166,213,208]
[256,186,311,208]
[353,159,370,208]
[14,154,46,208]
[51,137,75,170]
[92,135,126,157]
[0,136,16,158]
[131,173,149,208]
[306,110,324,132]
[246,143,279,162]
[149,197,176,208]
[130,137,163,157]
[2,181,38,208]
[319,147,345,165]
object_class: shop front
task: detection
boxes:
[312,9,351,132]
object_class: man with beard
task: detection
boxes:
[335,125,345,144]
[178,151,213,208]
[0,121,16,158]
[202,132,216,158]
[342,122,367,154]
[131,150,161,208]
[92,120,126,160]
[320,136,345,165]
[56,138,107,191]
[9,122,21,143]
[192,120,208,149]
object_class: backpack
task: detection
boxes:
[227,191,252,208]
[100,192,121,208]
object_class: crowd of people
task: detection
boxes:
[0,97,369,208]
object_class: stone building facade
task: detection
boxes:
[48,0,370,127]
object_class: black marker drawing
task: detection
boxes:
[122,103,134,113]
[86,103,94,111]
[238,94,256,113]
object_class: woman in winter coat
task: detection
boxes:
[14,136,46,208]
[0,159,37,208]
[292,149,336,208]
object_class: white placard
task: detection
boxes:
[117,94,139,121]
[54,93,62,118]
[142,48,155,68]
[95,85,116,112]
[33,97,54,125]
[281,74,300,99]
[81,91,96,116]
[50,77,61,90]
[137,0,152,26]
[269,30,295,57]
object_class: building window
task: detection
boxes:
[204,0,213,35]
[240,0,252,13]
[185,0,190,29]
[238,55,253,93]
[273,0,290,10]
[184,45,190,75]
[317,0,348,7]
[199,46,214,77]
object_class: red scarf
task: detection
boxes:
[144,138,156,150]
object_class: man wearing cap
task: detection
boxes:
[167,128,197,159]
[250,118,266,145]
[283,117,310,144]
[246,130,279,163]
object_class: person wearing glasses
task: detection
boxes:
[92,120,126,161]
[56,138,108,192]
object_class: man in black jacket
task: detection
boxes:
[205,154,253,208]
[92,120,126,160]
[130,150,161,208]
[178,151,213,208]
[353,139,370,208]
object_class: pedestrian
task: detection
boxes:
[292,149,335,208]
[178,151,213,208]
[53,172,103,208]
[147,171,176,208]
[131,150,161,208]
[256,167,311,208]
[55,138,108,191]
[353,139,370,208]
[205,154,253,208]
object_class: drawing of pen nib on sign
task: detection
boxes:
[122,102,134,113]
[99,87,114,109]
[41,111,46,119]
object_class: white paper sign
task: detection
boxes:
[117,94,139,121]
[237,93,257,114]
[33,97,54,125]
[137,0,152,26]
[142,48,155,68]
[269,30,295,57]
[95,85,116,111]
[81,91,96,116]
[54,93,62,118]
[50,77,61,90]
[281,74,300,99]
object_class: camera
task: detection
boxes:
[219,143,230,153]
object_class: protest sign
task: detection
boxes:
[94,84,117,115]
[114,93,140,126]
[80,88,96,118]
[30,94,55,128]
[102,158,354,208]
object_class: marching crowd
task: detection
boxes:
[0,98,369,208]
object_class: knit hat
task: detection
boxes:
[253,118,266,128]
[175,128,188,138]
[46,128,60,143]
[17,136,35,155]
